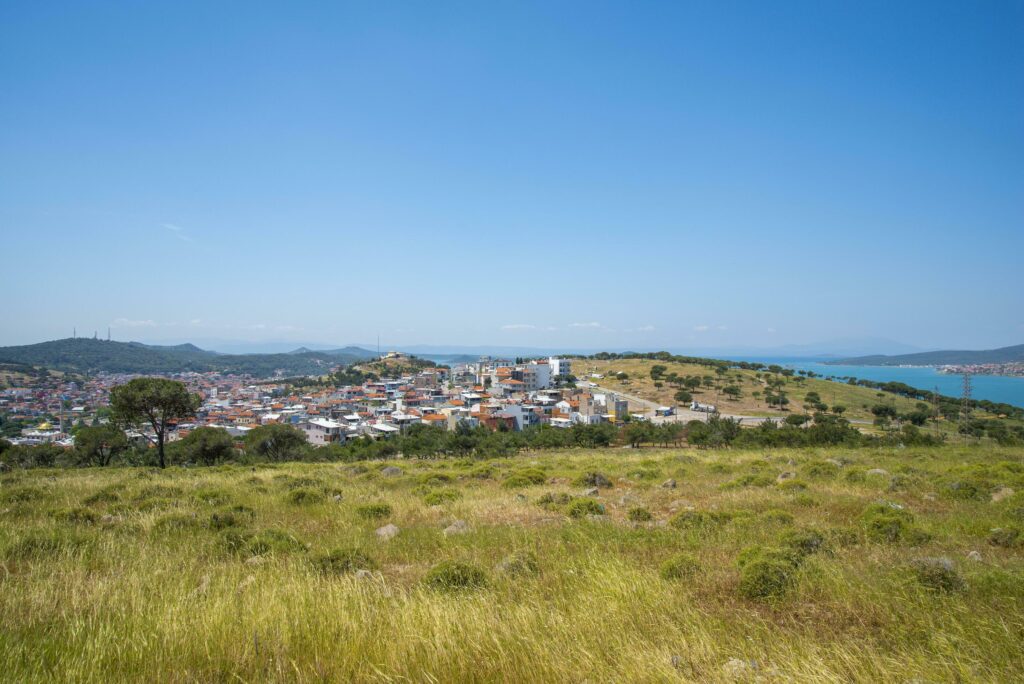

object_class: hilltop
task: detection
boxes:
[835,343,1024,367]
[0,338,376,378]
[2,445,1022,681]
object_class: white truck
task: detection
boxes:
[690,400,717,413]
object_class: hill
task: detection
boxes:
[2,446,1022,681]
[0,338,372,377]
[835,343,1024,366]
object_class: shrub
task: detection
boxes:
[51,507,99,525]
[860,502,915,544]
[844,468,867,483]
[151,513,201,533]
[988,527,1020,548]
[286,488,324,505]
[82,489,120,506]
[778,479,808,492]
[628,507,653,522]
[802,461,840,480]
[670,509,733,530]
[738,557,795,600]
[576,472,612,488]
[627,468,661,481]
[910,558,964,593]
[209,511,243,530]
[193,488,232,505]
[566,498,605,518]
[501,475,533,489]
[313,548,376,575]
[2,486,47,504]
[423,489,462,506]
[246,528,306,556]
[356,503,392,520]
[419,473,454,486]
[944,480,985,501]
[537,492,573,510]
[497,550,540,577]
[760,509,795,525]
[779,529,826,559]
[660,553,699,580]
[423,561,488,591]
[135,485,183,501]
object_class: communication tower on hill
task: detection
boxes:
[960,373,972,444]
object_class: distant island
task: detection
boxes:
[832,343,1024,376]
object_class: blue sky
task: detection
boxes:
[1,1,1021,352]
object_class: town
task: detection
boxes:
[1,353,688,450]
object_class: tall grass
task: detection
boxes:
[1,445,1022,681]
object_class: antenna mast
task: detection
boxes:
[960,373,972,445]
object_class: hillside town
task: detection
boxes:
[1,353,659,449]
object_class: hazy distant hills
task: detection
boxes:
[0,338,377,377]
[834,344,1024,367]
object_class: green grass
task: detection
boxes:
[1,445,1023,681]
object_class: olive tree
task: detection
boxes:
[110,378,199,468]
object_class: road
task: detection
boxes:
[585,383,781,426]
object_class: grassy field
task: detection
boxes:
[2,445,1023,682]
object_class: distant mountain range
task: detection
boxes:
[0,338,377,377]
[833,344,1024,367]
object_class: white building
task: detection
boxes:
[549,357,572,378]
[300,418,346,446]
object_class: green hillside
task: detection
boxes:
[0,338,374,377]
[837,343,1024,366]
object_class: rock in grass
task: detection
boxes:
[375,524,399,541]
[662,479,677,489]
[992,486,1015,503]
[866,468,889,477]
[776,471,796,482]
[443,520,470,536]
[583,487,600,497]
[967,550,983,562]
[380,466,403,477]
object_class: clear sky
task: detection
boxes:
[1,1,1021,352]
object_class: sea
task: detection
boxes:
[734,357,1024,408]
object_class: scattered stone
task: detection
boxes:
[193,574,211,597]
[0,462,9,473]
[619,494,639,506]
[332,494,343,503]
[826,458,844,467]
[443,520,470,536]
[515,493,528,503]
[722,658,756,679]
[967,550,983,562]
[585,514,609,522]
[866,468,889,477]
[669,655,684,670]
[776,471,796,482]
[237,575,256,591]
[380,466,403,477]
[100,514,118,525]
[992,486,1015,503]
[244,556,265,566]
[923,493,937,501]
[354,569,375,580]
[662,479,677,489]
[376,524,400,541]
[583,487,600,497]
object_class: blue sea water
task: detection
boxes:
[733,357,1024,409]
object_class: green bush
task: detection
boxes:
[670,509,733,530]
[760,509,795,525]
[423,489,462,506]
[910,558,964,593]
[82,489,120,506]
[566,498,605,518]
[844,468,867,483]
[209,510,243,530]
[576,472,612,488]
[497,550,540,577]
[660,553,699,580]
[627,507,653,522]
[356,503,393,520]
[151,513,201,533]
[738,557,795,600]
[423,561,489,591]
[779,529,826,559]
[313,548,376,575]
[420,473,454,486]
[722,473,775,489]
[537,492,573,510]
[778,479,808,492]
[988,527,1020,548]
[193,488,232,505]
[802,461,840,480]
[51,507,99,525]
[246,528,306,556]
[286,488,324,505]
